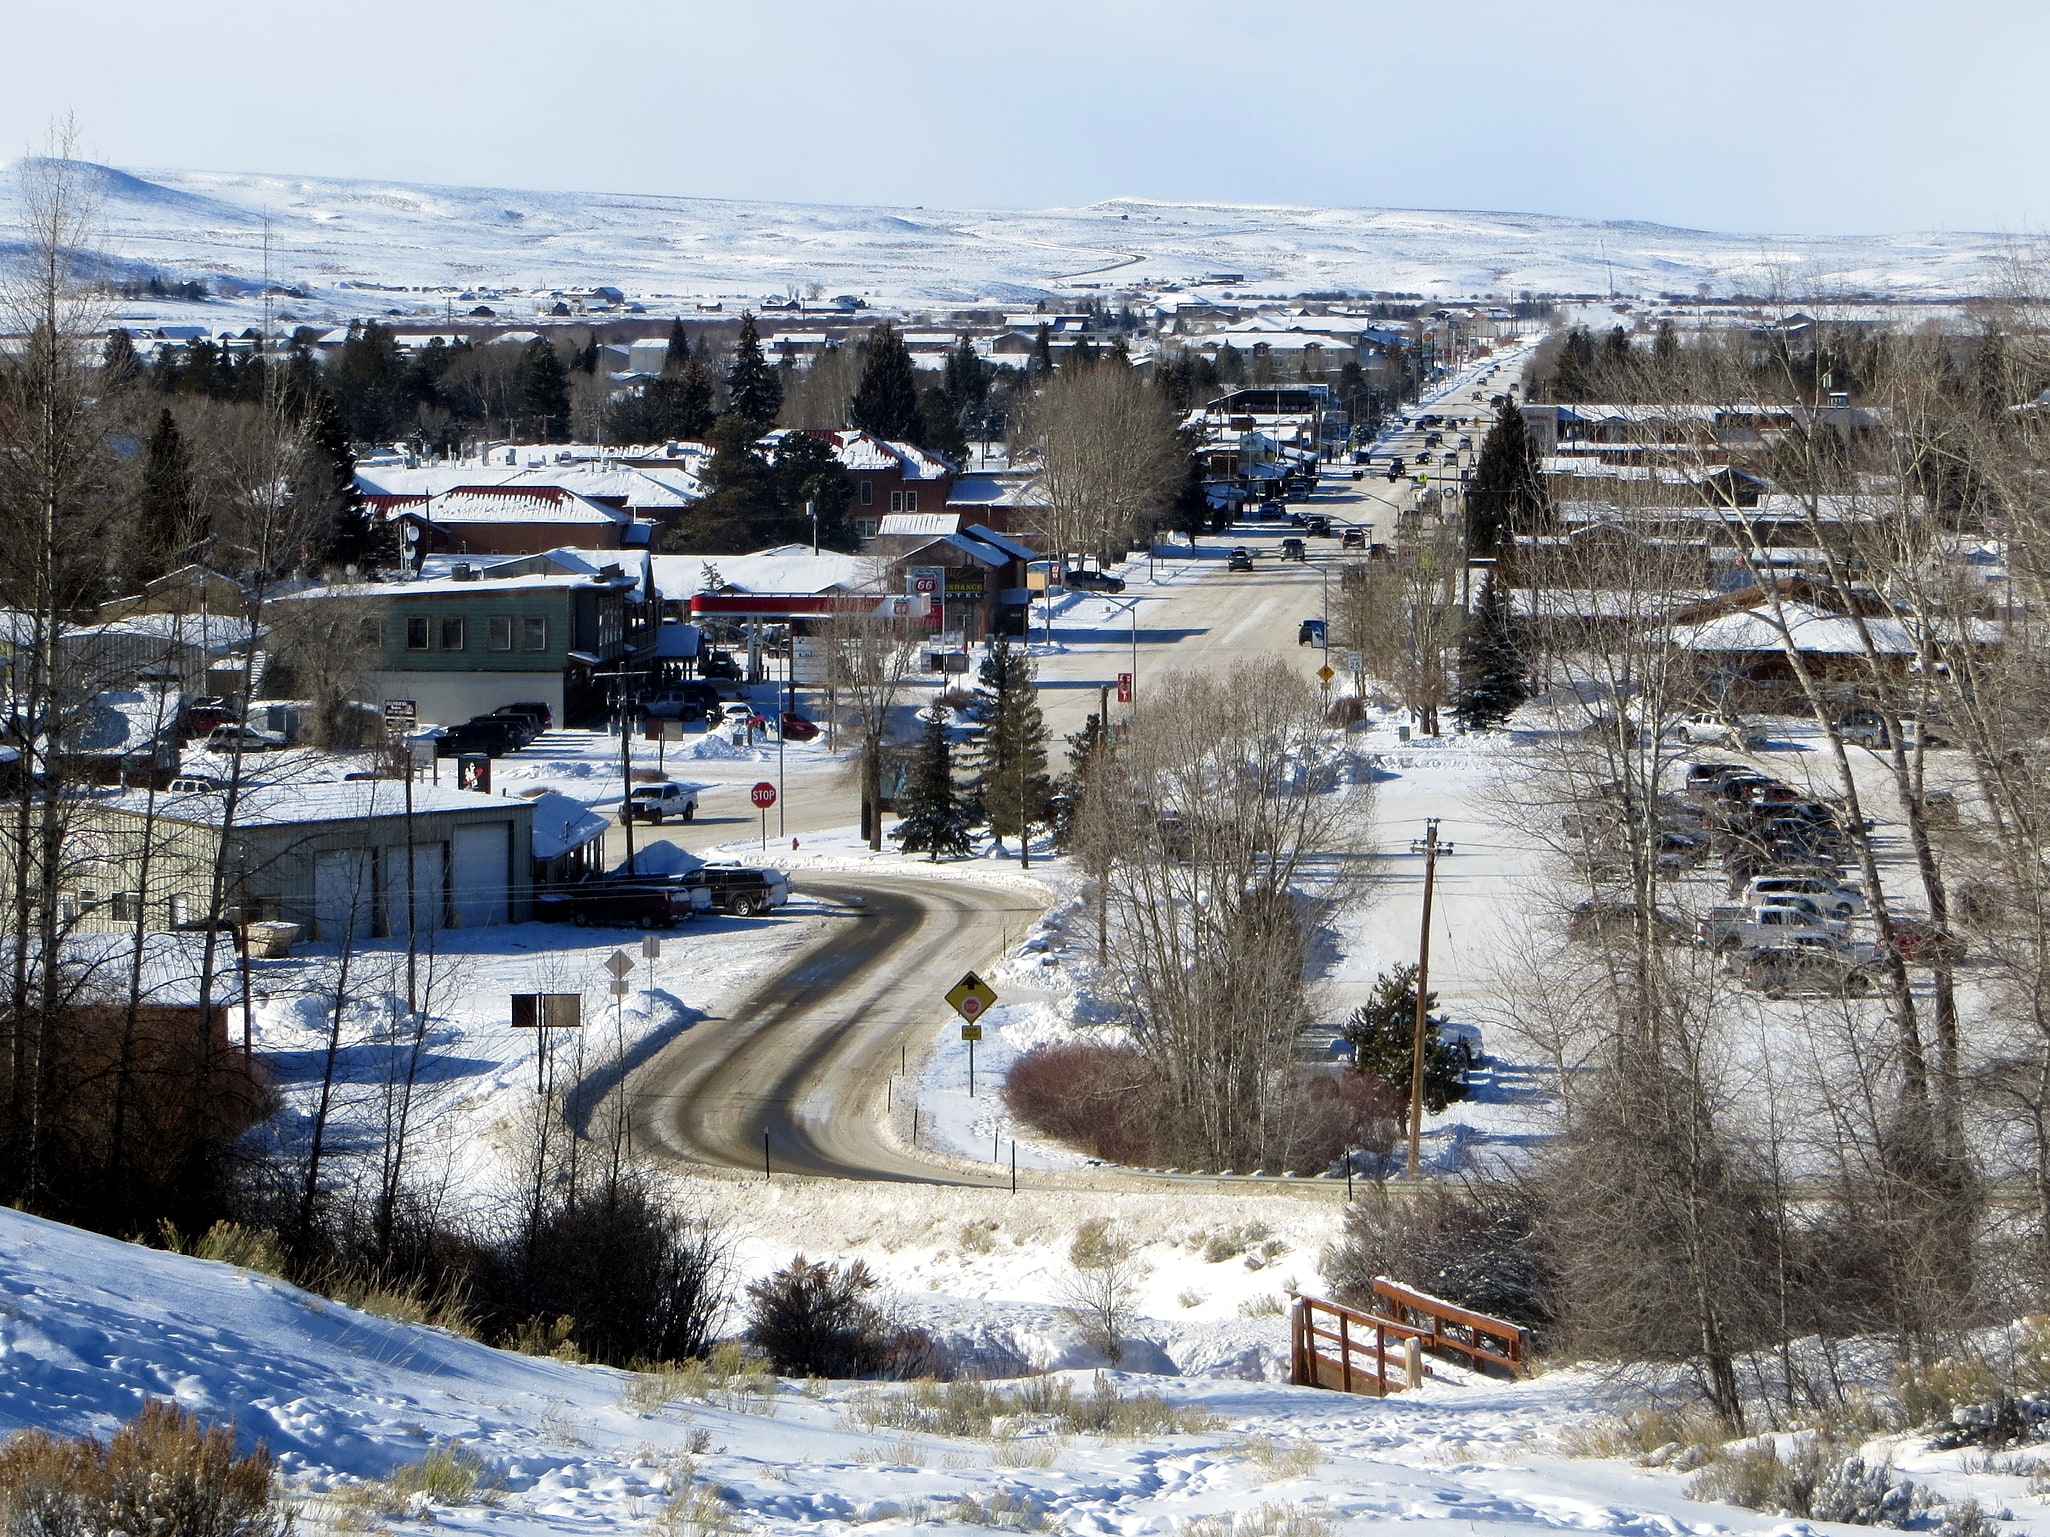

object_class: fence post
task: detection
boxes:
[1405,1335,1423,1391]
[1289,1299,1305,1386]
[1375,1322,1387,1396]
[1338,1310,1351,1395]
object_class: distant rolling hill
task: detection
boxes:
[0,160,2017,312]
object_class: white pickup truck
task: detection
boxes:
[622,781,699,824]
[1698,900,1850,954]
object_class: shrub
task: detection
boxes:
[1324,1177,1552,1335]
[1003,1042,1159,1164]
[849,1372,1216,1439]
[745,1257,902,1378]
[0,1401,286,1537]
[388,1442,501,1507]
[1339,965,1470,1114]
[1058,1220,1147,1365]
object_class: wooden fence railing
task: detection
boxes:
[1289,1282,1530,1397]
[1288,1293,1432,1397]
[1368,1277,1529,1379]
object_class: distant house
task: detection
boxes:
[40,779,534,941]
[274,561,644,728]
[767,430,956,540]
[391,485,640,557]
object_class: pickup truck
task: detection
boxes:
[1744,935,1885,998]
[1698,901,1849,953]
[692,864,792,917]
[1663,712,1767,750]
[622,781,698,824]
[1744,874,1864,917]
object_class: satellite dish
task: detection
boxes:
[403,526,420,544]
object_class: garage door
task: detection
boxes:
[313,850,374,943]
[381,841,446,936]
[450,822,509,929]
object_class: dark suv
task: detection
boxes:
[435,719,524,757]
[539,881,700,929]
[1066,568,1127,594]
[693,865,792,916]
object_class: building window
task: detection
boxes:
[110,892,140,923]
[358,617,381,648]
[405,616,430,651]
[889,490,903,513]
[859,480,873,505]
[440,616,466,650]
[168,893,190,926]
[520,615,548,652]
[903,489,917,512]
[488,615,513,651]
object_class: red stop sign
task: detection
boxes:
[750,781,778,809]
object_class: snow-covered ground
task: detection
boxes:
[3,1206,2041,1537]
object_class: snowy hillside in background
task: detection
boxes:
[0,160,2021,313]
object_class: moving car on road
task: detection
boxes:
[623,781,699,824]
[1227,549,1255,571]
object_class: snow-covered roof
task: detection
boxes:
[964,524,1039,561]
[1666,600,1992,656]
[412,486,628,526]
[877,513,961,537]
[946,473,1049,509]
[62,933,245,1009]
[503,464,701,508]
[527,790,610,861]
[95,779,530,828]
[648,546,874,601]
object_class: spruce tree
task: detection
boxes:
[918,384,968,463]
[1451,572,1527,733]
[849,321,920,440]
[663,316,690,374]
[1341,964,1470,1116]
[943,336,987,418]
[892,706,975,860]
[1030,322,1055,379]
[519,337,572,440]
[726,311,783,432]
[967,637,1052,864]
[133,408,195,588]
[299,390,391,574]
[101,327,142,392]
[1465,398,1548,550]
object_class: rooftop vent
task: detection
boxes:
[450,563,477,581]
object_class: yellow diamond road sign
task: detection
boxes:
[946,971,999,1023]
[1317,664,1335,682]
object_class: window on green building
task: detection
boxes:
[488,615,513,652]
[520,615,548,651]
[440,616,466,650]
[405,616,430,651]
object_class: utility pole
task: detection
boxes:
[1406,818,1451,1178]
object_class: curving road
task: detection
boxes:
[629,873,1042,1183]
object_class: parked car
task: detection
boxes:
[1568,901,1690,945]
[206,724,286,754]
[1256,499,1285,520]
[700,651,741,681]
[433,719,523,757]
[1837,708,1889,748]
[692,864,792,916]
[1341,527,1366,549]
[780,712,820,742]
[1889,918,1966,967]
[1067,568,1127,593]
[622,781,699,824]
[1745,939,1884,999]
[540,880,704,929]
[471,711,536,748]
[1744,874,1865,917]
[489,704,550,738]
[641,684,721,721]
[1698,901,1848,952]
[1280,537,1307,561]
[1683,761,1755,797]
[1227,550,1255,572]
[1665,712,1767,750]
[180,698,238,739]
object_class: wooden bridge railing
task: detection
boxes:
[1289,1282,1530,1397]
[1368,1276,1529,1379]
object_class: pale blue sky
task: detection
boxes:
[10,0,2041,235]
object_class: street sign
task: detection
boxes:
[457,753,491,793]
[1116,671,1133,704]
[511,994,581,1029]
[961,1024,983,1042]
[381,699,416,740]
[642,935,661,959]
[1346,651,1364,674]
[1317,664,1336,682]
[750,781,778,809]
[945,970,999,1022]
[610,979,631,997]
[605,950,636,980]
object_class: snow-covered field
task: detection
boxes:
[2,159,2015,327]
[4,1205,2044,1537]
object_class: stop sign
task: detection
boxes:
[750,781,778,809]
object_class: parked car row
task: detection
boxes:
[537,863,792,928]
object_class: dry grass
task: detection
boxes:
[1231,1436,1320,1479]
[849,1374,1217,1440]
[1180,1501,1334,1537]
[1557,1404,1726,1464]
[621,1348,775,1418]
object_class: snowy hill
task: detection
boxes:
[0,159,2016,314]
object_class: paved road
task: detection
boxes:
[629,872,1041,1182]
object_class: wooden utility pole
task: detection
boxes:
[1406,819,1446,1178]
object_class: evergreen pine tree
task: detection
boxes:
[1030,322,1055,379]
[663,316,691,374]
[1465,398,1548,550]
[101,327,142,392]
[892,706,975,860]
[726,311,783,432]
[520,337,572,440]
[1653,319,1678,368]
[1341,963,1470,1115]
[299,389,391,573]
[967,637,1052,863]
[917,384,968,463]
[133,408,195,588]
[943,336,987,419]
[848,321,920,440]
[1549,326,1594,402]
[180,337,219,396]
[1451,572,1527,732]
